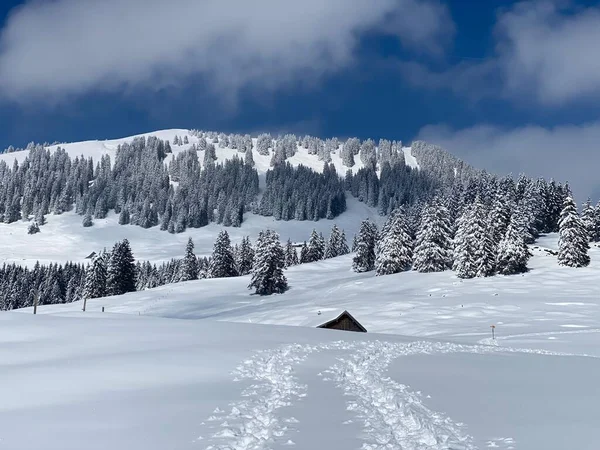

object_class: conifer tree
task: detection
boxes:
[413,202,453,273]
[325,224,349,259]
[453,200,495,278]
[593,202,600,243]
[489,192,513,247]
[118,207,130,225]
[244,147,255,167]
[284,239,299,267]
[35,209,46,226]
[107,239,137,295]
[558,197,590,267]
[180,237,199,281]
[237,236,255,275]
[352,220,378,273]
[82,212,93,227]
[581,198,596,242]
[306,229,325,262]
[375,209,412,275]
[209,230,238,277]
[496,215,532,275]
[83,254,107,304]
[28,222,40,235]
[299,242,309,264]
[248,230,287,295]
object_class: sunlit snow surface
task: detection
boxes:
[0,130,599,449]
[1,235,598,449]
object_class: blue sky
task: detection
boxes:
[1,0,600,199]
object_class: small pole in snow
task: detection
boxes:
[490,325,496,340]
[102,306,105,313]
[33,291,38,315]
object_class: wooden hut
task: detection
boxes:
[317,310,367,333]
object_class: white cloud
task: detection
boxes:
[418,122,600,202]
[400,0,600,106]
[0,0,453,102]
[496,0,600,104]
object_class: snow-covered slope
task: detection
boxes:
[2,130,599,449]
[3,233,600,449]
[0,197,380,266]
[2,292,599,450]
[22,234,600,353]
[0,128,389,177]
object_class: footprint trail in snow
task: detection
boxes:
[200,339,596,449]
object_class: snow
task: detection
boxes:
[1,233,599,448]
[1,312,598,450]
[0,197,380,266]
[1,130,599,449]
[0,128,372,178]
[403,145,420,170]
[19,234,600,354]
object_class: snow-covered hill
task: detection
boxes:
[0,196,380,266]
[3,234,600,450]
[1,129,598,449]
[0,128,417,178]
[22,234,600,352]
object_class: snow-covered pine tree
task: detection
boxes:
[306,229,325,262]
[107,239,137,295]
[489,191,513,247]
[325,224,341,259]
[28,222,40,235]
[299,242,309,264]
[248,230,287,295]
[325,224,349,258]
[203,143,217,165]
[593,201,600,243]
[82,254,107,303]
[244,147,255,167]
[413,201,453,273]
[496,215,532,275]
[453,199,496,278]
[209,230,238,277]
[35,209,46,226]
[352,220,378,273]
[581,198,596,242]
[82,212,93,227]
[118,207,130,225]
[256,134,272,156]
[558,197,590,267]
[339,230,350,255]
[180,237,199,281]
[284,239,299,267]
[375,209,412,275]
[237,236,255,275]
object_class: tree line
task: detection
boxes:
[0,223,353,311]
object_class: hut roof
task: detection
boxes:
[317,310,367,332]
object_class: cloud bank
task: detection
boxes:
[403,0,600,106]
[418,121,600,202]
[0,0,453,102]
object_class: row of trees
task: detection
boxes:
[351,189,595,280]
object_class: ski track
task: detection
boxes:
[200,340,597,450]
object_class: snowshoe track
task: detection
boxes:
[324,341,476,449]
[202,343,320,449]
[201,340,595,449]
